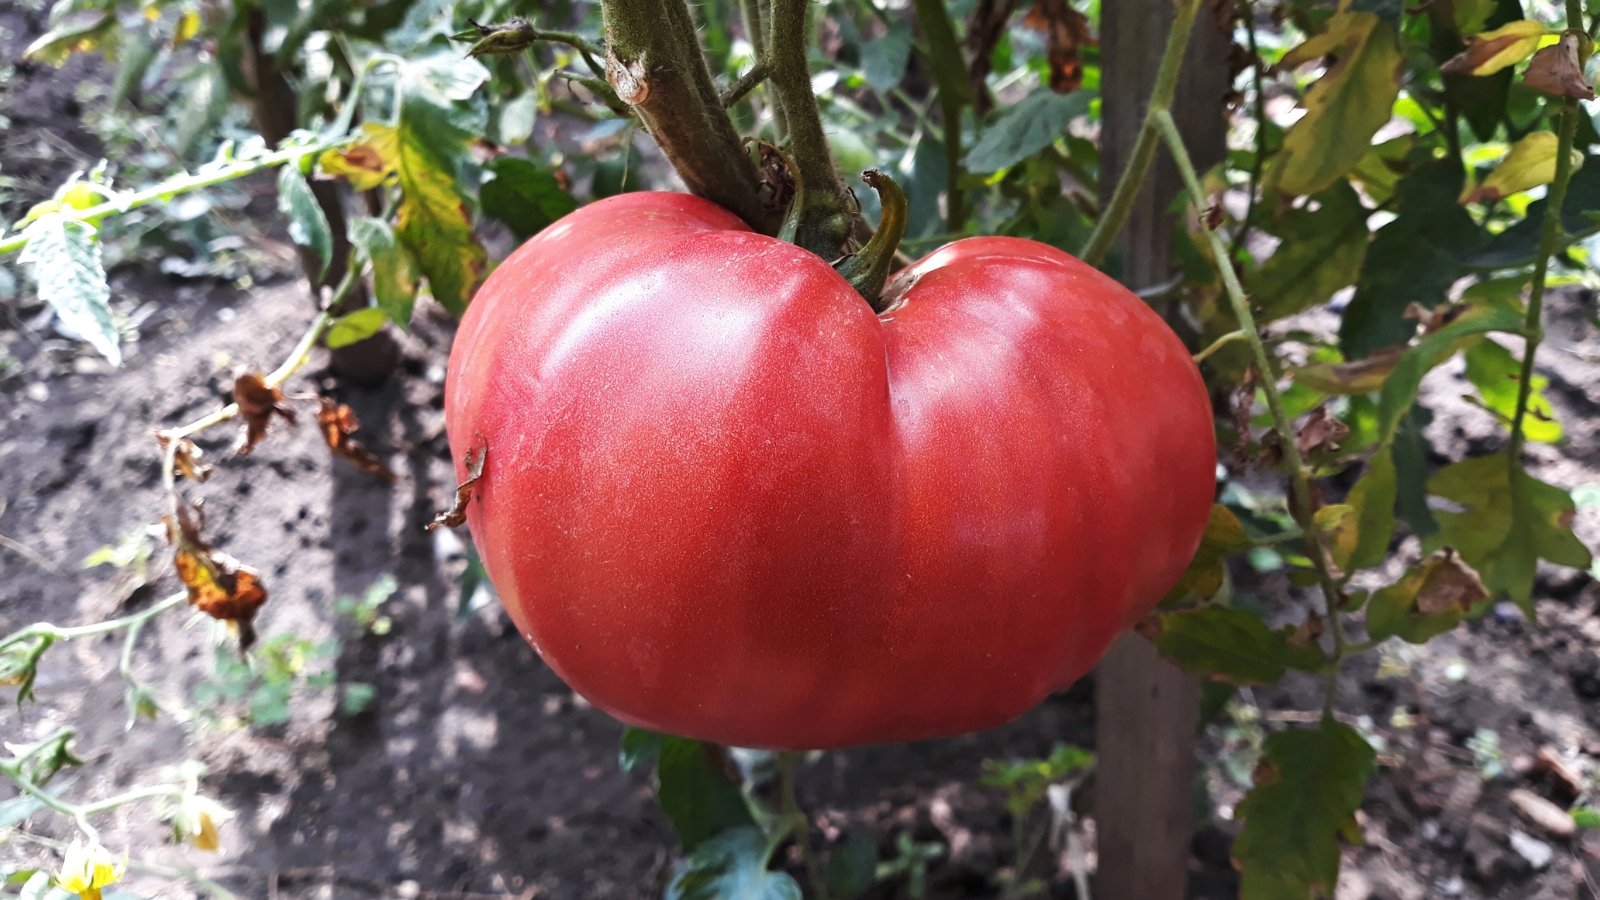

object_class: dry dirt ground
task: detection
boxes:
[2,7,1599,899]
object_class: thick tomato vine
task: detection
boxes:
[445,191,1215,749]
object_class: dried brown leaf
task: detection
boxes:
[1297,406,1350,456]
[1023,0,1094,93]
[1524,34,1596,100]
[156,432,213,482]
[165,503,267,649]
[316,398,396,482]
[427,442,487,531]
[1415,549,1488,615]
[233,374,295,455]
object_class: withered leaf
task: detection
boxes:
[1414,549,1487,615]
[233,374,296,455]
[165,503,267,649]
[156,431,214,482]
[1230,364,1259,470]
[1023,0,1093,93]
[1292,347,1404,395]
[316,398,397,482]
[1296,406,1350,456]
[427,443,487,531]
[1524,34,1596,101]
[1404,301,1465,336]
[1440,20,1546,77]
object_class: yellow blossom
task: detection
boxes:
[177,794,234,852]
[56,839,124,900]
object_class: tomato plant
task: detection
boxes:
[1,0,1597,897]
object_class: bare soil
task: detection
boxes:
[2,6,1598,898]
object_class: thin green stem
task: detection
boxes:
[161,301,338,449]
[1151,109,1348,719]
[1510,29,1584,464]
[777,751,828,900]
[1080,0,1202,266]
[0,591,187,653]
[1230,0,1267,260]
[767,0,854,259]
[0,139,343,256]
[1193,328,1250,364]
[911,0,972,229]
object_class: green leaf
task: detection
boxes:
[1463,338,1562,442]
[666,826,802,900]
[965,91,1091,174]
[1366,550,1486,643]
[1373,301,1526,443]
[1164,504,1255,603]
[1272,12,1404,196]
[1344,450,1397,572]
[861,19,913,91]
[1425,453,1593,614]
[481,157,579,242]
[326,308,389,349]
[341,682,377,715]
[1154,607,1326,684]
[18,213,119,365]
[1250,182,1370,320]
[349,217,420,328]
[619,726,663,774]
[1573,807,1600,829]
[1346,134,1414,204]
[276,167,333,278]
[622,729,755,851]
[657,737,756,851]
[824,832,880,899]
[1234,721,1376,900]
[1341,159,1484,357]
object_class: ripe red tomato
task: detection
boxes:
[445,192,1215,749]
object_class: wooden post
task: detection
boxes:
[1093,3,1230,899]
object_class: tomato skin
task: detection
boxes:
[445,192,1216,750]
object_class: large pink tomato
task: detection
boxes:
[445,191,1215,749]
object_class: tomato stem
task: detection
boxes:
[836,170,909,312]
[766,0,857,260]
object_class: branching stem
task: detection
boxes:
[0,139,342,256]
[1151,110,1349,719]
[1080,0,1202,266]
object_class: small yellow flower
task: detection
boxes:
[56,839,124,900]
[177,794,234,852]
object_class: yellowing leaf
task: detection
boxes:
[318,123,399,191]
[1461,131,1582,204]
[1273,13,1404,197]
[1314,503,1360,576]
[1162,504,1253,603]
[1441,19,1548,76]
[394,131,485,315]
[1464,339,1561,442]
